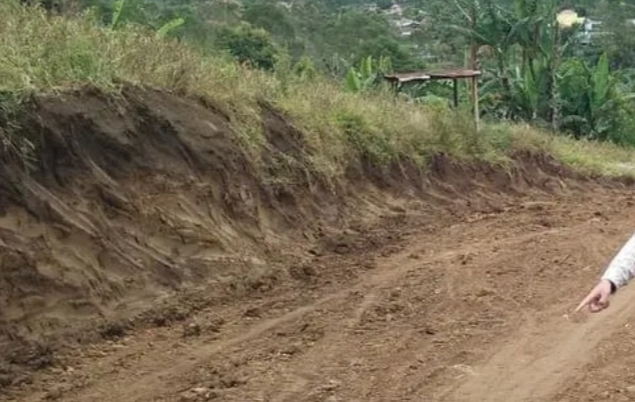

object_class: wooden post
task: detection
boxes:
[472,76,479,131]
[551,17,561,131]
[452,79,459,107]
[467,4,480,131]
[469,3,478,71]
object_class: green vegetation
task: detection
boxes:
[3,0,635,182]
[410,0,635,146]
[24,0,635,147]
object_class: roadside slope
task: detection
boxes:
[0,84,620,397]
[4,2,635,400]
[0,84,349,379]
[3,160,635,402]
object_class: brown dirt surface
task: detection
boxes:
[2,85,635,402]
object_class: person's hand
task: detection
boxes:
[575,279,613,313]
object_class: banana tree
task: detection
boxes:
[108,0,184,38]
[344,55,392,92]
[446,0,551,118]
[109,0,125,29]
[558,53,619,140]
[449,0,586,127]
[448,1,516,91]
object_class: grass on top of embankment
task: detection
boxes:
[2,0,635,181]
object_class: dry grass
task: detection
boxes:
[504,124,635,177]
[2,0,635,180]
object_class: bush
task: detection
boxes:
[215,23,280,71]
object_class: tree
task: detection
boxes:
[320,10,421,71]
[377,0,393,10]
[216,23,281,71]
[243,0,295,39]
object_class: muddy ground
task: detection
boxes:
[2,86,635,401]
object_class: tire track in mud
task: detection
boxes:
[442,283,635,402]
[22,213,568,402]
[8,191,635,402]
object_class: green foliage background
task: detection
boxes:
[16,0,635,147]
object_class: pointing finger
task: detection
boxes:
[575,294,594,313]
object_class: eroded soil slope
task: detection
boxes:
[2,86,635,402]
[0,84,368,378]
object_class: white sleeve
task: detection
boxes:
[602,232,635,289]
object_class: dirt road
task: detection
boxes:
[4,184,635,402]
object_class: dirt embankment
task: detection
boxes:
[0,85,620,393]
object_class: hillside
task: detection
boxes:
[4,1,635,402]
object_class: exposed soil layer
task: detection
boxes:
[1,86,634,402]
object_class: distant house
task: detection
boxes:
[394,18,420,37]
[365,3,379,12]
[580,18,603,44]
[386,4,403,16]
[278,2,292,10]
[555,8,607,45]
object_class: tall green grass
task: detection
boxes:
[2,0,635,180]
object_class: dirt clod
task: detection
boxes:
[183,322,201,338]
[180,387,216,401]
[243,308,261,319]
[100,323,127,340]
